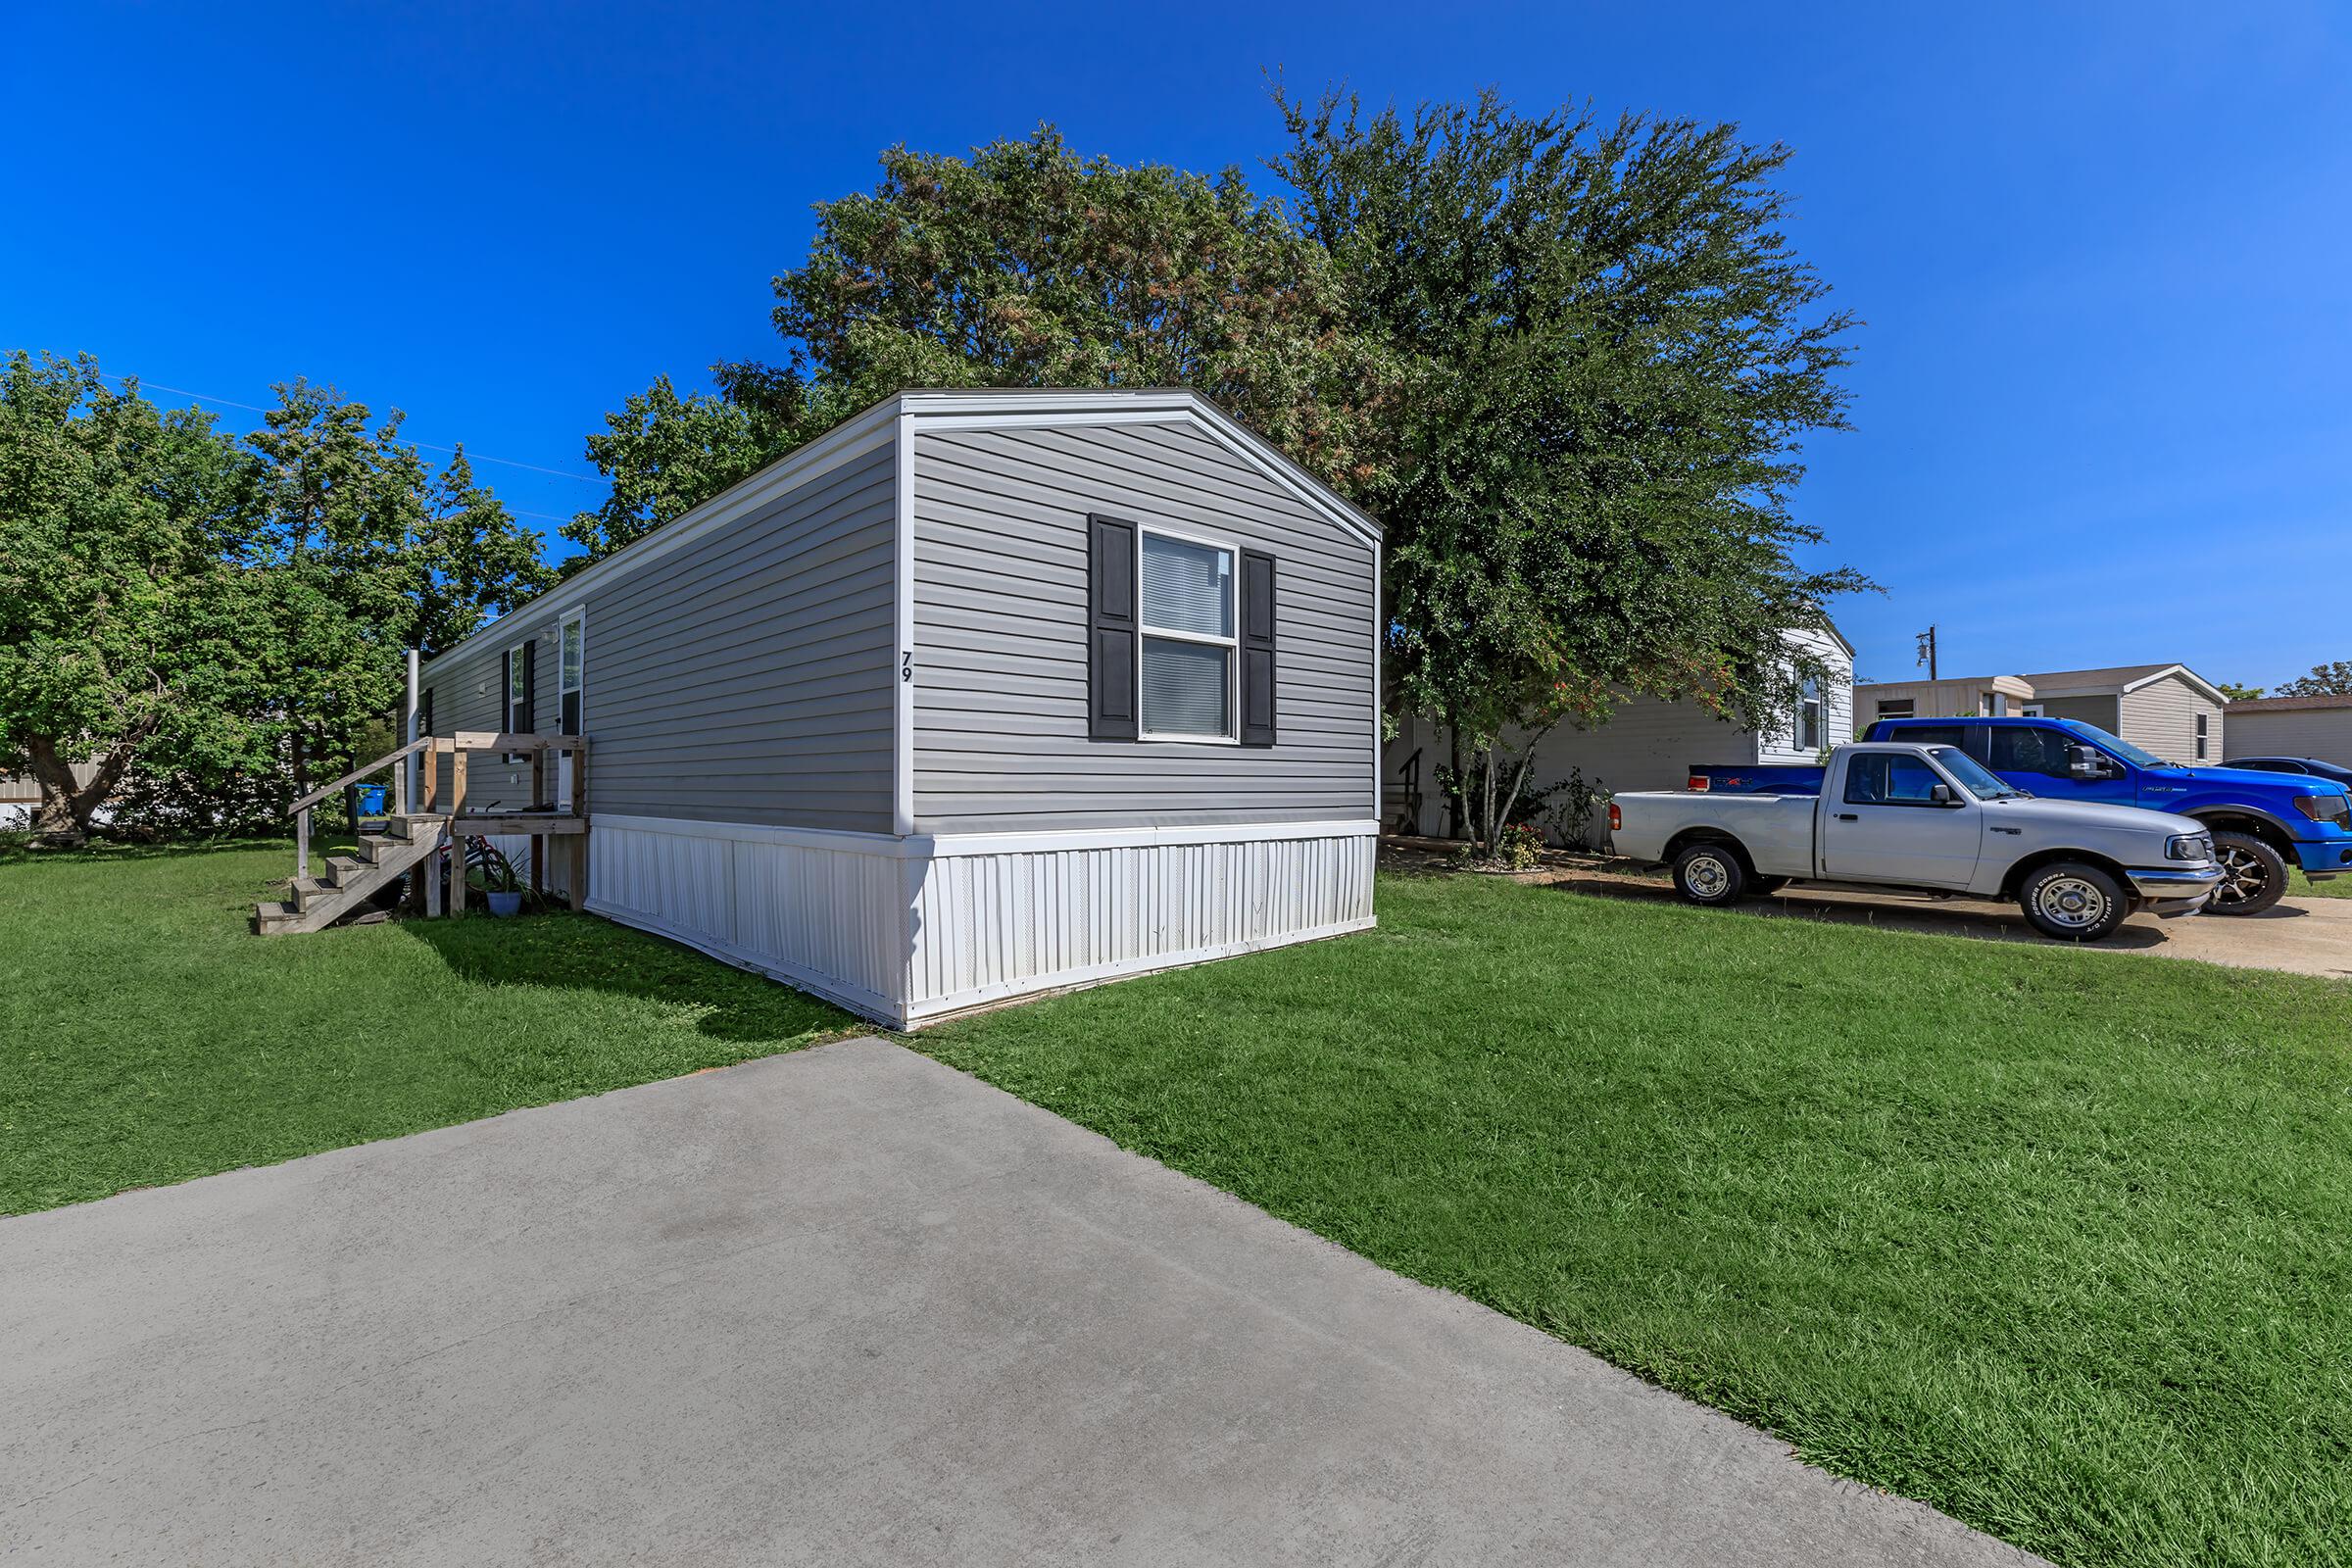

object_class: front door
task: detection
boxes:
[1820,752,1984,888]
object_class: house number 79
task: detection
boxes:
[902,651,913,683]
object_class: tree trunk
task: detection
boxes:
[24,734,137,845]
[1443,711,1465,841]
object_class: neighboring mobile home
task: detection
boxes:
[1384,625,1854,842]
[1855,662,2226,763]
[414,389,1382,1028]
[2226,694,2352,769]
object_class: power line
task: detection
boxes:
[99,371,608,485]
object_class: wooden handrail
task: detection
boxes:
[282,733,591,818]
[439,731,591,755]
[286,737,433,817]
[278,728,591,921]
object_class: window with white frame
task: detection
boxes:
[1798,673,1824,750]
[2195,711,2210,760]
[506,644,528,730]
[1139,530,1236,740]
[559,612,584,734]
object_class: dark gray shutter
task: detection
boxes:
[1088,514,1139,741]
[1240,549,1277,748]
[418,688,433,737]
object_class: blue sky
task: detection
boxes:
[7,2,2347,689]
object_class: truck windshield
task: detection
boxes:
[1930,747,2029,801]
[2058,720,2168,769]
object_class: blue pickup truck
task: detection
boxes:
[1834,716,2352,914]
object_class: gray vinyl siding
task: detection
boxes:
[417,622,560,809]
[909,420,1378,832]
[419,438,899,833]
[2225,706,2352,768]
[2119,674,2222,764]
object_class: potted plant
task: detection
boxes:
[465,837,525,917]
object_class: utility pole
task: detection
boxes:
[1916,625,1938,681]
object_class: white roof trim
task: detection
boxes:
[2120,664,2227,704]
[424,388,1379,672]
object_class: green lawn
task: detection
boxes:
[5,841,2348,1568]
[0,838,853,1212]
[921,872,2352,1568]
[2291,868,2352,898]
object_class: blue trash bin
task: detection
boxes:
[356,784,388,818]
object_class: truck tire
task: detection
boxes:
[1671,843,1748,906]
[2019,861,2129,942]
[2207,831,2288,916]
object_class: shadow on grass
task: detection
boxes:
[0,832,301,864]
[1540,869,2188,952]
[396,908,858,1044]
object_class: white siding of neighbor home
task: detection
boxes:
[908,419,1379,832]
[2118,672,2223,764]
[2225,706,2352,768]
[1755,627,1856,762]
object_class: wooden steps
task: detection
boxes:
[255,816,449,936]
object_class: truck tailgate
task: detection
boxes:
[1609,790,1816,876]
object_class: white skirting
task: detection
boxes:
[582,814,1378,1028]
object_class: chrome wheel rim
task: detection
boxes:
[2034,875,2109,931]
[1685,854,1732,900]
[2212,845,2269,906]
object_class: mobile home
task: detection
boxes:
[413,389,1383,1027]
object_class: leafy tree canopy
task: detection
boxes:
[1271,89,1868,844]
[2275,662,2352,698]
[0,354,549,838]
[568,126,1405,564]
[0,352,260,837]
[571,100,1867,853]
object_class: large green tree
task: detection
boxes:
[242,380,550,818]
[1272,90,1868,847]
[0,353,260,841]
[0,355,550,839]
[563,362,842,562]
[2275,662,2352,698]
[567,127,1403,564]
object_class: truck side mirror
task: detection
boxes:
[1930,783,1957,806]
[2067,747,2111,779]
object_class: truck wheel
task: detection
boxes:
[2207,832,2287,916]
[2019,861,2129,942]
[1672,843,1748,906]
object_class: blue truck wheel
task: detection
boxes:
[2208,832,2287,915]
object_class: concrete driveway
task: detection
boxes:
[1,1039,2036,1567]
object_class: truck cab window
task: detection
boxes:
[1989,725,2075,778]
[1843,754,1946,806]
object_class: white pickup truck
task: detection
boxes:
[1607,741,2224,941]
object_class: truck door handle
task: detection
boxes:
[1835,812,1858,821]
